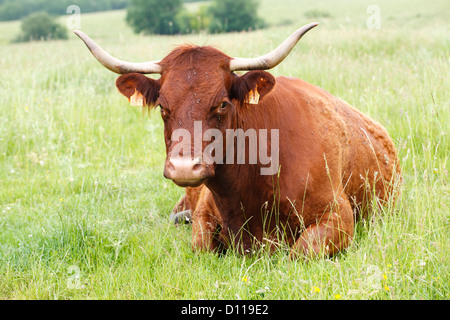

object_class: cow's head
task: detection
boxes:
[75,23,318,187]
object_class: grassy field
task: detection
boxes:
[0,0,448,299]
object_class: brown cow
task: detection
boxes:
[75,23,401,258]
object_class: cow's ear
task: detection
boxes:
[229,71,276,105]
[116,73,160,108]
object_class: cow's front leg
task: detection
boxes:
[290,196,354,259]
[191,188,223,252]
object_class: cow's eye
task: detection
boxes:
[159,105,169,117]
[210,102,228,115]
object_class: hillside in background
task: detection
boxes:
[0,0,129,21]
[0,0,210,21]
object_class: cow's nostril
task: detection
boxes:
[192,163,204,173]
[166,160,175,172]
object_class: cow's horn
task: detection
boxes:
[229,22,319,71]
[74,30,162,74]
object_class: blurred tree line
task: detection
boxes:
[7,0,264,42]
[0,0,212,21]
[126,0,265,35]
[0,0,129,21]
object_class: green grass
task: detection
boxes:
[0,0,448,299]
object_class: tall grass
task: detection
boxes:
[0,0,448,299]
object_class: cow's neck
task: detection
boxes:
[204,101,279,226]
[208,101,276,192]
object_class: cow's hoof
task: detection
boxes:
[169,209,192,225]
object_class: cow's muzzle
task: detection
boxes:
[164,157,213,187]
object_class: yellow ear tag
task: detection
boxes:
[130,89,145,107]
[245,88,260,105]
